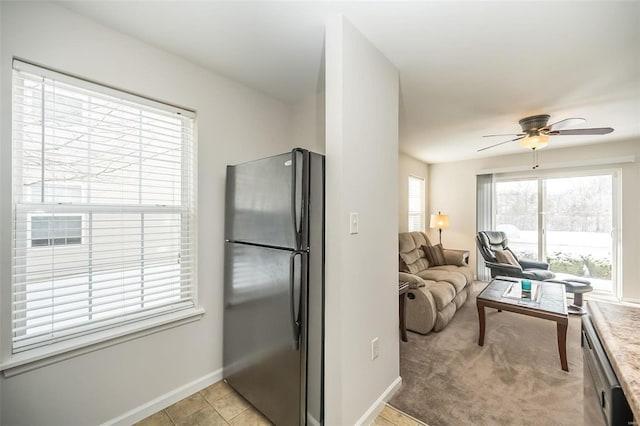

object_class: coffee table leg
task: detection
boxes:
[477,302,486,346]
[557,321,569,372]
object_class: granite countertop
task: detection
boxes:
[588,300,640,420]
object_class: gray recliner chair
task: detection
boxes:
[476,231,555,281]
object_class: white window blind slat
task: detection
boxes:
[12,268,194,298]
[11,62,196,354]
[13,286,194,324]
[12,301,196,352]
[408,176,425,232]
[13,254,190,279]
[13,105,194,140]
[12,137,191,163]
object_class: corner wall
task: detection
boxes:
[325,16,400,425]
[398,153,429,233]
[428,139,640,300]
[0,3,291,424]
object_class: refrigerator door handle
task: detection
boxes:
[289,250,303,350]
[291,148,304,250]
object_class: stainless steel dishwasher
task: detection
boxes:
[582,314,633,426]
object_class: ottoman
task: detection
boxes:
[545,276,593,315]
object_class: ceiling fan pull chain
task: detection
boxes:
[532,148,535,169]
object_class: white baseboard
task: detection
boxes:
[102,369,223,426]
[355,376,402,426]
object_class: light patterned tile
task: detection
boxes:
[210,391,250,421]
[200,381,234,405]
[372,415,396,426]
[134,410,174,426]
[228,407,272,425]
[380,405,426,425]
[175,406,228,426]
[165,394,209,424]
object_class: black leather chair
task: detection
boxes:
[476,231,555,281]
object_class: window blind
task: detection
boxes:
[408,176,425,232]
[11,60,196,353]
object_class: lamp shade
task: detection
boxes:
[429,213,449,229]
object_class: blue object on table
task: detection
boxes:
[521,279,532,291]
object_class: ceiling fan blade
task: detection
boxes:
[482,133,524,138]
[478,136,525,152]
[549,127,614,136]
[547,117,586,130]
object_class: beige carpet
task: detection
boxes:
[389,281,583,426]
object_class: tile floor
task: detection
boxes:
[135,380,426,426]
[371,405,426,426]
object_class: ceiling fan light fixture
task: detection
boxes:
[519,134,550,150]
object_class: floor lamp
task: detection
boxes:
[430,211,449,245]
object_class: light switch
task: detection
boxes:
[349,212,359,234]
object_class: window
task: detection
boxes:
[11,60,196,354]
[31,215,82,247]
[408,176,425,232]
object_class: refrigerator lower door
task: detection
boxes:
[225,150,304,249]
[224,242,303,426]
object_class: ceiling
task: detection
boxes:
[60,1,640,163]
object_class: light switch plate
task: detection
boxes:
[349,212,359,234]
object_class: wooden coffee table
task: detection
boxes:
[476,277,569,371]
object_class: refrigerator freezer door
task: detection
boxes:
[224,242,302,426]
[225,150,304,249]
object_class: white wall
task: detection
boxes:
[428,139,640,300]
[325,16,400,425]
[0,2,291,425]
[290,91,326,154]
[398,153,429,233]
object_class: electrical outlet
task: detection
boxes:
[371,337,379,360]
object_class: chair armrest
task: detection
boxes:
[443,249,470,265]
[519,258,550,270]
[484,261,523,277]
[399,272,426,289]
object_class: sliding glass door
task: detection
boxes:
[495,179,539,259]
[543,175,614,293]
[494,171,617,295]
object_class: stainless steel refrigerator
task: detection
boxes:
[224,148,324,426]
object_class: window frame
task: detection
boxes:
[1,59,203,374]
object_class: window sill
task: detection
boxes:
[0,307,205,378]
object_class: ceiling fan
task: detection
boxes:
[478,114,614,169]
